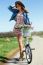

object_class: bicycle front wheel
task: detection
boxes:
[25,44,32,64]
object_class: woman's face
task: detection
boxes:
[16,4,22,11]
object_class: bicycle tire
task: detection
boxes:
[25,44,32,64]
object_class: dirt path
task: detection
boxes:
[1,36,43,65]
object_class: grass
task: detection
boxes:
[0,36,32,57]
[0,37,18,57]
[39,35,43,38]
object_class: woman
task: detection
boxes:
[9,1,31,60]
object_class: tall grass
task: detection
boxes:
[0,37,18,56]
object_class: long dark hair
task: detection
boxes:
[21,6,28,13]
[15,1,28,13]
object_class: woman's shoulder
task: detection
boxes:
[23,12,28,17]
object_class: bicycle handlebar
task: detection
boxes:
[14,24,33,29]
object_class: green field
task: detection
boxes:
[0,37,18,56]
[0,36,32,57]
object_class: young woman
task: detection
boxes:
[9,1,31,60]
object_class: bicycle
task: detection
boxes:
[15,24,33,64]
[0,24,35,64]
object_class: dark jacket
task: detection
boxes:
[8,6,30,24]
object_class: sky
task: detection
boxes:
[0,0,43,32]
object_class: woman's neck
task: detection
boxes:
[19,9,24,13]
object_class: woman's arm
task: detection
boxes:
[8,5,19,21]
[23,13,30,25]
[8,6,15,13]
[8,5,19,13]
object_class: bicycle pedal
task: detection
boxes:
[31,48,35,50]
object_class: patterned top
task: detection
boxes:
[13,12,24,36]
[16,12,24,25]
